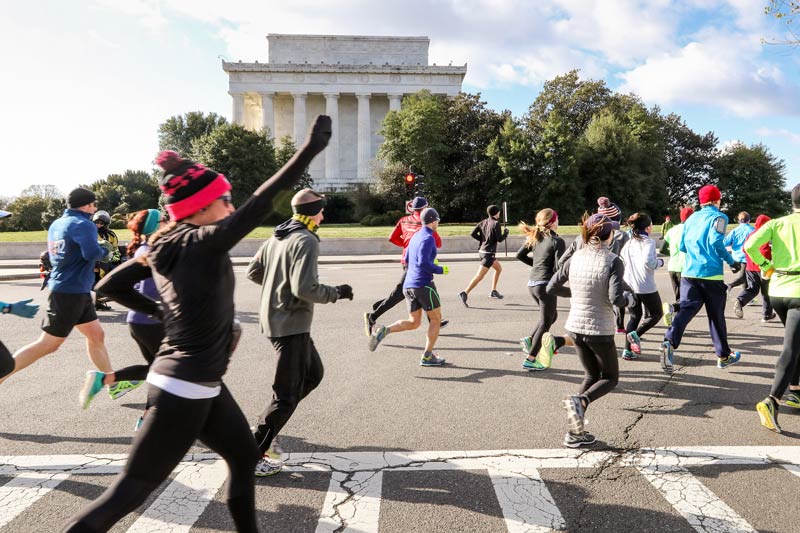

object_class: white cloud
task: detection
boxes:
[618,28,800,117]
[757,127,800,145]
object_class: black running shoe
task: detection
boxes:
[95,301,112,311]
[490,290,504,299]
[363,312,375,337]
[564,432,596,448]
[440,319,449,329]
[458,291,469,308]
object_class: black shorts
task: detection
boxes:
[0,340,13,379]
[479,253,496,268]
[404,283,442,313]
[41,292,97,338]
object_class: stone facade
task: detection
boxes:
[223,34,466,191]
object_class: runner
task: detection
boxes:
[734,214,774,321]
[724,211,754,296]
[458,204,508,306]
[660,185,741,374]
[0,188,120,388]
[84,209,167,427]
[64,114,331,532]
[92,210,121,311]
[516,208,573,371]
[745,185,800,434]
[364,196,447,335]
[662,207,693,326]
[547,213,633,448]
[370,208,450,366]
[246,188,353,477]
[619,213,664,361]
[0,210,41,380]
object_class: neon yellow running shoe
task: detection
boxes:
[537,332,557,369]
[756,398,781,433]
[785,392,800,409]
[108,380,143,400]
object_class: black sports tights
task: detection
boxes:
[63,383,260,532]
[624,292,664,350]
[113,323,165,383]
[0,341,13,379]
[572,333,619,404]
[527,285,565,355]
[769,297,800,400]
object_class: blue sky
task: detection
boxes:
[1,0,798,198]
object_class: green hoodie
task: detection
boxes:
[744,212,800,298]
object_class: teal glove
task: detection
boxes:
[441,265,450,275]
[4,298,39,318]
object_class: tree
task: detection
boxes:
[84,170,160,217]
[711,143,790,217]
[193,124,278,207]
[655,112,717,210]
[1,185,62,231]
[41,198,66,228]
[764,1,800,45]
[158,111,227,157]
[274,135,313,191]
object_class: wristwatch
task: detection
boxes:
[1,304,10,314]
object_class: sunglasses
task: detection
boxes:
[219,194,233,206]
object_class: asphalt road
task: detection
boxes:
[0,260,797,532]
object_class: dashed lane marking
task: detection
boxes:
[2,447,800,533]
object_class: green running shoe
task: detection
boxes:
[108,380,143,400]
[756,398,781,433]
[420,353,446,366]
[79,371,105,409]
[662,302,673,327]
[785,392,800,409]
[519,336,533,354]
[537,332,557,369]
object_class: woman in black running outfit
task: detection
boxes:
[64,115,331,532]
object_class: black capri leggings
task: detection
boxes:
[769,297,800,400]
[63,383,261,532]
[624,292,664,350]
[0,340,13,379]
[571,333,619,404]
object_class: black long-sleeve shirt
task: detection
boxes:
[516,233,565,282]
[97,116,332,383]
[471,217,508,254]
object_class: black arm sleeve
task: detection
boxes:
[546,257,572,298]
[199,116,331,253]
[496,222,508,243]
[470,224,482,242]
[608,257,630,307]
[95,257,160,317]
[516,244,533,266]
[557,237,579,269]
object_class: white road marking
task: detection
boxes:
[128,458,228,533]
[1,447,799,532]
[0,472,69,528]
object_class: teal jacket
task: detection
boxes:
[680,205,735,279]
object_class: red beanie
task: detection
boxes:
[679,207,694,222]
[755,214,771,229]
[156,151,231,221]
[698,185,721,205]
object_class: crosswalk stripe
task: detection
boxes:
[127,458,228,533]
[637,465,757,533]
[0,472,69,528]
[488,467,566,533]
[315,471,383,533]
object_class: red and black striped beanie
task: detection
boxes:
[155,151,231,221]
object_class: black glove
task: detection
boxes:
[503,228,509,236]
[336,284,354,300]
[730,262,742,274]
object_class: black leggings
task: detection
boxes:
[526,285,565,355]
[571,333,619,404]
[113,323,165,383]
[0,340,13,379]
[669,271,681,312]
[624,292,664,350]
[63,383,260,532]
[369,267,407,322]
[253,333,324,454]
[769,297,800,400]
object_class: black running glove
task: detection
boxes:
[336,284,354,300]
[730,262,742,274]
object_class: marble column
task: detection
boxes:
[388,93,403,112]
[230,92,244,126]
[292,92,307,143]
[324,93,340,184]
[356,93,371,181]
[259,92,275,138]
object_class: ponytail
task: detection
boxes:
[519,208,558,248]
[626,213,652,240]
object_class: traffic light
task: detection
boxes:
[404,172,416,194]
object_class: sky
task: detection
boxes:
[1,0,799,199]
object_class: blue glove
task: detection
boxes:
[5,298,39,318]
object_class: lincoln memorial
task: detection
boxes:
[223,34,467,191]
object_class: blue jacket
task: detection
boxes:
[47,209,106,293]
[404,226,444,289]
[680,205,735,279]
[723,223,754,263]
